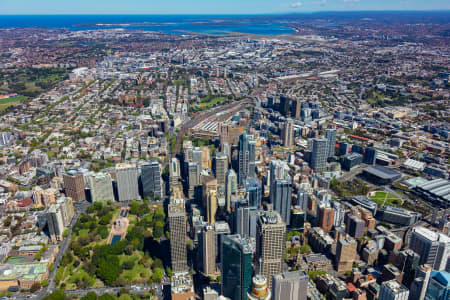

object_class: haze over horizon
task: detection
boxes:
[1,0,450,15]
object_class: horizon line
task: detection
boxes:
[1,10,450,16]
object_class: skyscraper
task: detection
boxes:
[116,163,140,202]
[207,189,218,224]
[221,234,253,300]
[325,128,337,158]
[169,199,188,273]
[272,271,308,300]
[245,177,262,209]
[282,119,294,147]
[425,270,450,300]
[272,178,292,225]
[410,264,432,300]
[256,211,286,289]
[141,160,162,199]
[238,132,250,186]
[202,225,216,276]
[318,204,335,232]
[311,138,328,171]
[335,237,357,273]
[248,139,256,178]
[364,147,378,165]
[87,173,114,203]
[247,275,271,300]
[187,162,200,199]
[63,170,86,202]
[215,153,228,186]
[47,204,65,242]
[410,226,450,271]
[379,280,409,300]
[170,158,181,185]
[225,169,237,213]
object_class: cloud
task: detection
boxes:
[290,2,303,8]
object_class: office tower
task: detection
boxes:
[87,173,114,203]
[311,138,328,171]
[183,141,193,163]
[245,177,262,209]
[424,271,450,300]
[347,215,365,239]
[272,178,292,225]
[318,204,335,232]
[169,199,188,273]
[282,119,294,147]
[293,99,302,119]
[202,146,211,169]
[170,158,181,185]
[236,205,250,237]
[290,207,305,232]
[115,164,140,202]
[364,147,377,165]
[247,275,271,300]
[238,132,250,186]
[248,139,256,178]
[410,226,450,271]
[272,271,308,300]
[352,144,364,155]
[47,204,65,242]
[297,188,308,212]
[398,249,420,288]
[141,160,162,199]
[409,264,432,300]
[214,221,231,264]
[192,147,203,168]
[63,170,85,202]
[187,162,200,199]
[256,211,286,288]
[202,225,216,276]
[215,153,228,186]
[325,128,337,158]
[207,189,218,224]
[339,142,349,156]
[335,237,357,273]
[221,234,253,300]
[379,280,409,300]
[225,169,237,213]
[279,95,291,117]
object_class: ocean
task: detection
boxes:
[0,15,296,35]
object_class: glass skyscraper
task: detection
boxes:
[221,234,253,300]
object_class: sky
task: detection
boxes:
[0,0,449,15]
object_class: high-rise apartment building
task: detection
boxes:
[272,271,308,300]
[87,173,114,203]
[141,160,162,199]
[325,128,337,158]
[169,199,188,273]
[63,170,86,202]
[335,237,357,273]
[221,234,253,300]
[115,163,140,202]
[318,204,335,232]
[410,226,450,271]
[311,138,328,171]
[282,119,294,147]
[47,204,65,242]
[256,211,286,289]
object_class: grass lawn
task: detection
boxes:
[173,79,185,86]
[370,191,403,206]
[66,266,96,289]
[78,229,90,238]
[122,262,150,282]
[197,96,227,109]
[0,96,27,112]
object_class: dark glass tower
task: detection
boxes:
[238,132,250,186]
[221,234,253,300]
